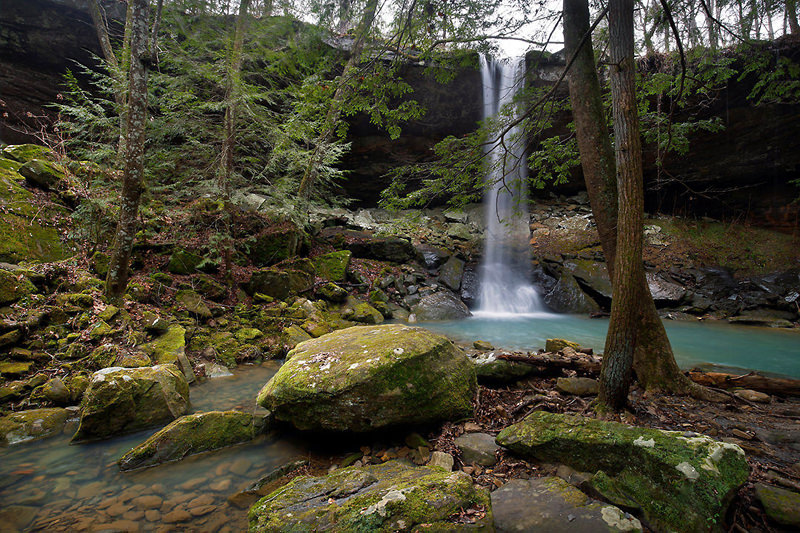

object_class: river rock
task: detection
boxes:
[754,483,800,527]
[72,365,190,442]
[411,291,471,321]
[496,411,749,532]
[646,272,687,307]
[0,407,70,445]
[455,432,499,466]
[257,324,476,432]
[248,460,490,532]
[543,273,602,314]
[0,505,38,531]
[555,377,599,396]
[118,410,270,471]
[545,338,581,352]
[492,477,642,533]
[438,256,465,291]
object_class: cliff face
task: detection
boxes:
[1,1,797,228]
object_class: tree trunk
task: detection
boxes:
[105,0,149,299]
[297,0,379,200]
[563,0,702,406]
[218,0,252,284]
[789,0,800,34]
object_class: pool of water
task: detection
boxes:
[420,314,800,378]
[0,363,307,532]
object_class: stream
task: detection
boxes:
[420,314,800,378]
[0,363,306,532]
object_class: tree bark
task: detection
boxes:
[105,0,149,299]
[788,0,800,34]
[297,0,379,200]
[218,0,252,283]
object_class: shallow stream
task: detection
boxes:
[0,363,305,532]
[421,314,800,378]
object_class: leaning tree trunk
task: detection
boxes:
[788,0,800,34]
[105,0,149,299]
[297,0,379,200]
[598,0,642,411]
[218,0,252,284]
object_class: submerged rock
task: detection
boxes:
[411,291,471,321]
[496,411,749,532]
[0,407,70,446]
[492,476,642,533]
[248,460,490,532]
[118,410,270,471]
[72,365,190,442]
[257,324,476,432]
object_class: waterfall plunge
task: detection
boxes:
[476,57,547,317]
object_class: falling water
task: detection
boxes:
[476,56,547,316]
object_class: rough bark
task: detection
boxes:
[789,0,800,34]
[105,0,149,299]
[688,372,800,397]
[218,0,252,283]
[297,0,379,200]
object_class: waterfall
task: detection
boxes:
[476,56,547,316]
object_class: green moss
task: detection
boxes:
[258,324,476,432]
[313,251,352,282]
[0,361,33,378]
[119,410,269,471]
[1,144,54,163]
[249,461,489,532]
[246,223,306,267]
[141,325,186,364]
[755,483,800,527]
[0,269,35,305]
[90,251,110,277]
[0,408,70,446]
[346,303,384,325]
[166,249,204,275]
[496,412,750,532]
[175,290,212,318]
[545,338,581,352]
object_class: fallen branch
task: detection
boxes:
[497,352,602,375]
[687,371,800,397]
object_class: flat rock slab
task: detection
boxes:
[118,410,270,471]
[248,460,490,532]
[497,411,749,532]
[455,432,499,466]
[257,324,476,432]
[492,477,642,532]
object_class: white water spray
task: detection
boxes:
[476,56,548,317]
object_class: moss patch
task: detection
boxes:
[313,250,351,282]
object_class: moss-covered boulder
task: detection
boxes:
[0,408,70,446]
[313,250,351,282]
[754,483,800,527]
[141,325,186,364]
[118,410,270,471]
[496,412,749,532]
[175,289,212,318]
[245,269,292,300]
[0,361,33,377]
[345,302,384,324]
[1,144,54,163]
[166,249,204,275]
[318,282,348,303]
[72,365,190,442]
[545,338,581,352]
[246,222,306,267]
[0,269,36,305]
[19,158,65,190]
[257,324,476,432]
[248,460,490,532]
[283,324,313,346]
[0,166,68,263]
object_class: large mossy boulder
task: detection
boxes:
[19,158,65,190]
[72,365,190,442]
[313,250,351,282]
[0,164,69,263]
[166,249,204,275]
[257,324,476,432]
[0,408,71,446]
[496,412,749,532]
[118,410,270,471]
[0,269,36,305]
[246,222,306,267]
[411,291,471,321]
[141,325,186,364]
[1,144,54,163]
[248,460,490,532]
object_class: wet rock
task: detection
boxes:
[556,377,599,396]
[491,476,642,533]
[455,432,499,466]
[497,411,749,532]
[755,483,800,527]
[543,273,601,314]
[248,460,490,532]
[119,410,270,471]
[283,324,313,346]
[473,340,494,350]
[163,509,192,523]
[438,256,465,291]
[411,291,471,321]
[414,244,449,269]
[0,505,38,532]
[312,251,351,282]
[428,451,454,471]
[646,273,687,307]
[446,223,473,241]
[0,407,70,445]
[728,311,795,328]
[734,389,771,403]
[72,365,190,442]
[258,324,476,432]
